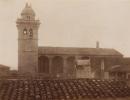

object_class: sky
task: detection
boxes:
[0,0,130,69]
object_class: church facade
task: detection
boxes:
[16,3,123,79]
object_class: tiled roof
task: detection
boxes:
[38,46,123,56]
[0,79,129,100]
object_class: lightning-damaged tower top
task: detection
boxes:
[16,3,40,74]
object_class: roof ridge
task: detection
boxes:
[38,47,123,56]
[39,46,115,49]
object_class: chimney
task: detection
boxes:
[96,41,100,48]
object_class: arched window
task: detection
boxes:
[38,56,49,73]
[52,56,63,74]
[23,28,27,35]
[29,28,33,38]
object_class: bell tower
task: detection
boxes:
[16,3,40,74]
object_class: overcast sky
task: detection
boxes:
[0,0,130,69]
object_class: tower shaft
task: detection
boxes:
[16,4,40,74]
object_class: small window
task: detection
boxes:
[29,28,33,38]
[23,28,27,35]
[27,16,30,20]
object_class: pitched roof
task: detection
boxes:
[38,46,123,56]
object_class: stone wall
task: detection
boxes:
[38,54,122,79]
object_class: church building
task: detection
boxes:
[16,3,123,79]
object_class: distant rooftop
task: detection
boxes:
[109,65,130,72]
[0,64,10,68]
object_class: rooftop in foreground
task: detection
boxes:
[0,78,130,100]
